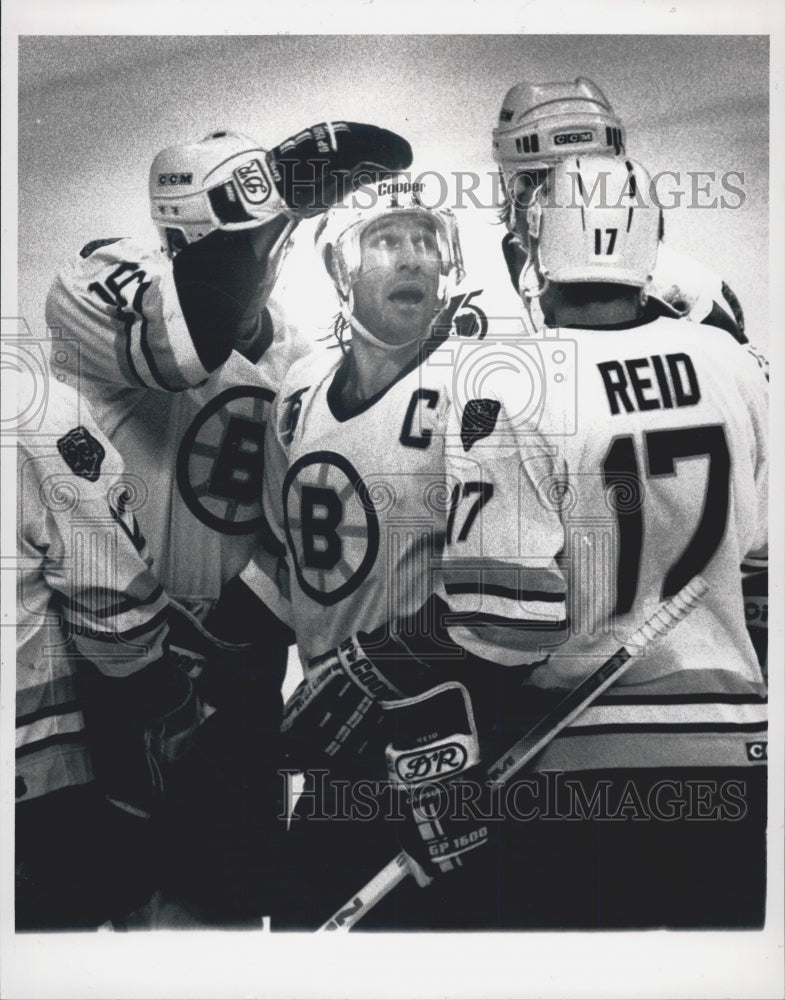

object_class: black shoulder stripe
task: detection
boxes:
[80,238,123,259]
[702,300,747,343]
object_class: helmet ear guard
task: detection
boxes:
[149,129,283,255]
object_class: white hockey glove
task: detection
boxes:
[385,683,492,887]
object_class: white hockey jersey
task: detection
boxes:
[17,379,169,802]
[253,333,540,669]
[45,236,308,618]
[462,226,746,341]
[440,316,768,770]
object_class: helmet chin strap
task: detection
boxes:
[519,252,549,333]
[341,290,443,353]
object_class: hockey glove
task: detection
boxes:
[385,683,492,888]
[168,595,289,725]
[282,637,394,772]
[77,657,200,820]
[281,631,433,774]
[267,122,413,219]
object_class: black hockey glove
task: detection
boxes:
[77,657,201,820]
[385,683,492,888]
[267,122,413,219]
[281,636,397,773]
[281,626,441,774]
[169,594,290,725]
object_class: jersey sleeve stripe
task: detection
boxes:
[563,721,767,735]
[593,691,767,706]
[447,609,568,630]
[16,709,85,749]
[446,624,552,668]
[532,730,766,771]
[16,730,88,760]
[15,743,94,801]
[440,559,565,590]
[126,311,190,391]
[16,674,78,719]
[571,701,767,726]
[444,582,565,603]
[17,700,81,728]
[68,606,169,643]
[240,552,293,629]
[67,582,166,619]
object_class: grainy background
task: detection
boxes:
[18,35,769,349]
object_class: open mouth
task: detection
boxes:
[388,286,425,305]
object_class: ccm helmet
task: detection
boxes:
[493,77,625,173]
[149,130,280,255]
[524,156,659,292]
[314,174,465,306]
[494,78,626,232]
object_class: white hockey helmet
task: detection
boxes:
[493,77,625,171]
[314,174,465,306]
[149,129,280,254]
[493,78,626,228]
[524,156,659,291]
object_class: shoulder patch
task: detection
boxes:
[56,426,106,482]
[460,398,501,452]
[79,238,123,259]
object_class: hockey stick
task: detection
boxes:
[317,576,709,931]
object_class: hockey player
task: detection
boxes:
[46,122,412,629]
[263,159,767,929]
[255,176,549,928]
[254,175,468,927]
[16,377,198,929]
[43,122,413,920]
[432,155,768,927]
[490,77,748,340]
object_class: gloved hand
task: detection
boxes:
[168,595,288,724]
[77,657,200,819]
[267,121,413,219]
[281,634,407,773]
[385,682,492,887]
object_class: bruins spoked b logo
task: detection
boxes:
[283,451,379,606]
[177,386,274,535]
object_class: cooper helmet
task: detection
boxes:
[314,174,465,351]
[149,129,279,255]
[314,174,465,305]
[522,155,659,300]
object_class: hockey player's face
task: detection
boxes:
[352,216,441,344]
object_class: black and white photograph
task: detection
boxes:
[2,3,783,998]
